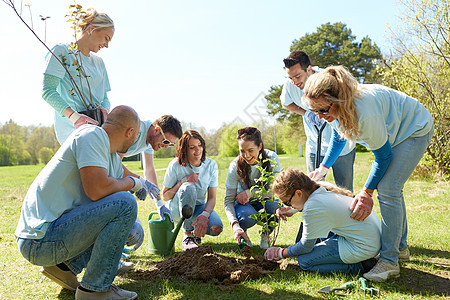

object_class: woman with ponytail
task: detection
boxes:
[265,168,381,274]
[302,65,433,281]
[224,127,281,249]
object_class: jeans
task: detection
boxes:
[17,191,137,292]
[307,148,356,192]
[376,130,433,264]
[297,234,364,274]
[235,197,280,233]
[169,183,223,235]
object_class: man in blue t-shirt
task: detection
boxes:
[280,50,356,192]
[15,106,159,299]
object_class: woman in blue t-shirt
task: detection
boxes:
[162,130,223,250]
[42,8,114,144]
[302,66,434,282]
[266,168,381,274]
[224,127,281,249]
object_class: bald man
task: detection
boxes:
[14,105,154,299]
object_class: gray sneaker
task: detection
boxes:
[399,247,410,261]
[40,266,80,291]
[75,285,137,300]
[363,260,400,282]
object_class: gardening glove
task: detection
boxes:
[98,105,109,121]
[236,189,251,205]
[180,173,199,184]
[304,110,325,127]
[126,217,144,250]
[129,176,160,200]
[134,187,147,200]
[276,207,298,222]
[350,190,374,221]
[308,165,329,181]
[232,222,249,243]
[264,247,284,261]
[192,210,210,238]
[69,111,98,128]
[155,199,173,222]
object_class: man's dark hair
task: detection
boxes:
[283,50,311,71]
[154,115,183,139]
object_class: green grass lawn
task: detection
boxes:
[0,153,448,299]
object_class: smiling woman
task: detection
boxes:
[41,6,115,145]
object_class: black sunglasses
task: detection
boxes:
[284,191,295,206]
[313,102,333,115]
[237,127,258,136]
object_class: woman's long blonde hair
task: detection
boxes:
[79,8,114,32]
[303,66,360,141]
[272,168,353,199]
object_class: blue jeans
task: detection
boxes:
[169,183,223,235]
[376,130,433,264]
[307,148,355,192]
[298,234,364,274]
[17,191,137,292]
[235,197,279,233]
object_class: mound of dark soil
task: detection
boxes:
[134,245,280,284]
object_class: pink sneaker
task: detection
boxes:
[182,236,199,250]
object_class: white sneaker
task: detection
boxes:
[259,234,270,249]
[182,236,199,251]
[75,284,137,299]
[363,260,400,282]
[399,247,410,261]
[117,260,134,273]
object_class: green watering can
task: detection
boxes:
[148,204,193,255]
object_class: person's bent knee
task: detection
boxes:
[210,225,223,236]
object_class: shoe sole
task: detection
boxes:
[363,272,400,282]
[41,268,79,291]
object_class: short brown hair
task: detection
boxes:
[283,50,311,71]
[176,130,206,167]
[153,115,183,139]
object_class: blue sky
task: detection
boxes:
[0,0,401,131]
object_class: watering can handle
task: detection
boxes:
[148,211,160,222]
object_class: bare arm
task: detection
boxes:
[162,181,183,201]
[80,166,134,201]
[282,102,306,116]
[142,152,158,185]
[204,186,217,213]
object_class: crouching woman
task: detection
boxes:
[265,168,381,274]
[162,130,223,250]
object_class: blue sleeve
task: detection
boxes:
[286,237,316,257]
[365,140,393,190]
[321,129,347,168]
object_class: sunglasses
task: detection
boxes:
[313,102,333,115]
[284,191,295,206]
[237,127,258,136]
[159,127,175,147]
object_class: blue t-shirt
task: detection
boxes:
[44,44,111,144]
[15,125,124,239]
[288,187,381,263]
[123,120,154,157]
[163,157,218,205]
[329,84,433,150]
[280,69,354,156]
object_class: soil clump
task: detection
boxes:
[134,245,280,284]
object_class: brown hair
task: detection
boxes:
[236,127,271,189]
[272,168,353,199]
[176,130,206,168]
[153,115,183,139]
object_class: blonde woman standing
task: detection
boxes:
[42,8,114,144]
[302,66,433,282]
